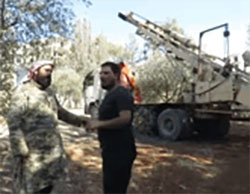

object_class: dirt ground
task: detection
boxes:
[0,118,249,194]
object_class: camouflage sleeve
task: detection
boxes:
[7,89,29,157]
[55,96,88,126]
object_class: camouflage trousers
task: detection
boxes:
[11,154,67,194]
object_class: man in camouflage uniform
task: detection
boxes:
[7,60,86,194]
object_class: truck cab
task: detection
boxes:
[83,69,106,118]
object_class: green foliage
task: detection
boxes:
[51,67,83,107]
[0,41,17,115]
[162,18,185,35]
[0,0,91,42]
[135,50,192,103]
[124,35,143,65]
[0,18,136,109]
[132,18,196,103]
[0,0,91,116]
[69,19,95,75]
[51,20,137,106]
[70,19,137,74]
[0,61,14,115]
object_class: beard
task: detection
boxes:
[36,75,51,89]
[101,79,115,90]
[101,84,113,90]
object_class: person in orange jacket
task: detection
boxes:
[119,62,142,103]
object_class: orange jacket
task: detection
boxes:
[120,62,142,103]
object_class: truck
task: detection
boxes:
[83,11,250,140]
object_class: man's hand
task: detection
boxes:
[86,119,102,132]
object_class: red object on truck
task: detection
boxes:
[119,62,142,103]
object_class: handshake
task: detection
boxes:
[81,116,101,132]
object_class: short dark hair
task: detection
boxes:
[101,61,121,80]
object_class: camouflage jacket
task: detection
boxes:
[7,80,84,193]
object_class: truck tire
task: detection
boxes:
[194,118,230,139]
[177,110,194,139]
[216,118,230,138]
[157,109,192,141]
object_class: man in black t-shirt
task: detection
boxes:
[87,61,136,194]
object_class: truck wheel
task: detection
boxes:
[194,118,230,139]
[177,110,193,139]
[133,106,157,136]
[216,118,230,138]
[157,109,192,141]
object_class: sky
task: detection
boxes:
[73,0,250,65]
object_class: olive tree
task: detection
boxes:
[0,0,91,115]
[134,18,193,103]
[135,50,192,103]
[51,67,83,108]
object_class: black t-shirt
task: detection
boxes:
[98,85,136,156]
